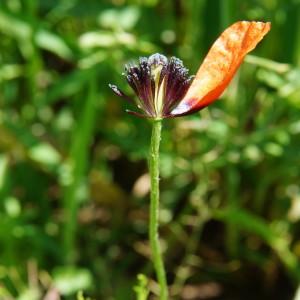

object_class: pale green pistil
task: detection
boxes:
[151,65,166,118]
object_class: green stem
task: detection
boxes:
[149,119,168,300]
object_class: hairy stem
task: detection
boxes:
[149,119,168,300]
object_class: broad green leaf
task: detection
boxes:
[0,64,24,81]
[53,267,92,296]
[98,6,140,30]
[17,288,40,300]
[35,29,74,60]
[0,9,32,40]
[28,143,61,167]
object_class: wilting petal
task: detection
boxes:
[171,21,271,116]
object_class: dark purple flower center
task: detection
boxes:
[110,53,193,118]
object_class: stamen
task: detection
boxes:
[109,84,124,97]
[120,53,193,118]
[108,84,135,104]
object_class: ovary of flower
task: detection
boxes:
[152,64,165,116]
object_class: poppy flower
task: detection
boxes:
[109,21,271,119]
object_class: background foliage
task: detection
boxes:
[1,0,300,299]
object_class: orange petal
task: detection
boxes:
[172,21,271,115]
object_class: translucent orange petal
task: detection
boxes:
[172,21,271,116]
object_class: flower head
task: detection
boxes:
[110,21,271,119]
[109,53,193,118]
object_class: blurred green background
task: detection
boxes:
[1,0,300,299]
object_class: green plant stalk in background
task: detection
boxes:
[149,119,168,300]
[63,80,98,264]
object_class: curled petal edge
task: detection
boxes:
[171,21,271,116]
